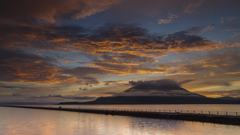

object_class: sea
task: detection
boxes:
[0,104,240,135]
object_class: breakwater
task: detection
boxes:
[2,105,240,126]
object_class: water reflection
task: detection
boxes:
[0,107,239,135]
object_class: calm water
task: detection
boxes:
[1,105,240,135]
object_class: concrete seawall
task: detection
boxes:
[2,106,240,126]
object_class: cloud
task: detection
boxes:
[0,48,78,84]
[165,49,240,77]
[187,24,215,34]
[0,85,28,90]
[0,22,237,79]
[163,30,216,51]
[104,0,235,22]
[104,81,123,85]
[128,79,180,87]
[221,16,237,23]
[0,23,87,48]
[178,78,195,85]
[0,0,120,22]
[30,94,97,101]
[76,77,101,85]
[219,23,240,30]
[97,54,158,65]
[1,22,220,57]
[82,88,88,90]
[12,93,23,97]
[116,79,203,97]
[63,67,110,76]
[57,59,83,63]
[158,13,178,24]
[196,89,240,98]
[226,71,240,75]
[183,0,205,14]
[91,62,167,75]
[3,23,219,54]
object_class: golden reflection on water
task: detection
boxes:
[0,107,240,135]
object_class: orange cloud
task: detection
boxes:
[158,13,178,24]
[1,58,78,84]
[104,81,123,85]
[195,89,240,98]
[0,48,87,84]
[57,59,83,63]
[1,23,232,58]
[90,62,167,75]
[226,71,240,75]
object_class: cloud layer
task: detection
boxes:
[114,79,202,97]
[0,0,120,22]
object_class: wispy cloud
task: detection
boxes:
[158,13,178,24]
[184,0,205,14]
[221,16,237,23]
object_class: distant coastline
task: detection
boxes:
[59,96,240,105]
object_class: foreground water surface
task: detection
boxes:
[1,105,240,135]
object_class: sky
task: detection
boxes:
[0,0,240,103]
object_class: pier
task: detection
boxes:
[2,105,240,126]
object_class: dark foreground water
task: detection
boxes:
[1,106,240,135]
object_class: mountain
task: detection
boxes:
[59,79,240,104]
[59,96,240,104]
